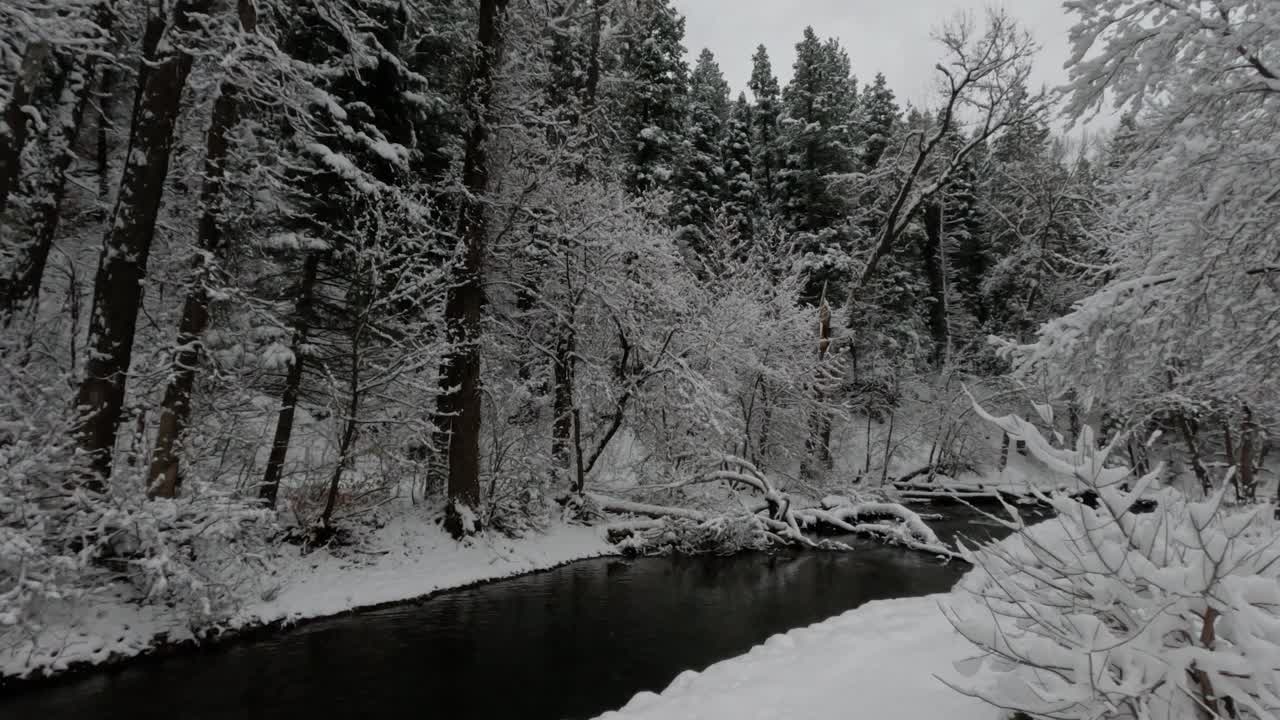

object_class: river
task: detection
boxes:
[0,510,1012,720]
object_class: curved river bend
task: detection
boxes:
[0,512,1011,720]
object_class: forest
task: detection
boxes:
[2,0,1279,718]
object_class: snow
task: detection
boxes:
[0,520,613,681]
[594,594,995,720]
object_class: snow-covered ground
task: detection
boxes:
[0,519,614,681]
[594,593,994,720]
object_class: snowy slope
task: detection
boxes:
[594,593,996,720]
[0,520,614,681]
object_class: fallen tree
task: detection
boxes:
[591,457,954,557]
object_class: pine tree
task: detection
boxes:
[149,0,260,498]
[616,0,688,195]
[721,93,757,243]
[257,0,448,509]
[858,72,897,171]
[671,48,728,255]
[75,0,213,485]
[948,135,991,332]
[776,28,858,302]
[439,0,509,538]
[748,44,782,210]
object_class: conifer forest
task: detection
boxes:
[2,1,1279,719]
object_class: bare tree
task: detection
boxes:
[845,10,1045,312]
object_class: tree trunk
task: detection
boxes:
[803,299,833,476]
[439,0,508,539]
[880,408,895,485]
[920,202,949,366]
[320,324,363,529]
[1222,415,1239,502]
[75,0,211,487]
[0,42,51,217]
[149,0,257,499]
[551,319,576,475]
[2,37,108,321]
[96,66,115,200]
[1176,411,1213,496]
[1238,405,1256,503]
[259,252,320,508]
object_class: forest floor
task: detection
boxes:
[0,518,614,683]
[593,591,993,720]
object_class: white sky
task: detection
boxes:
[672,0,1079,113]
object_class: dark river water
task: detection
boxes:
[0,512,1012,720]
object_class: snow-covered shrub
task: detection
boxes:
[943,400,1280,720]
[621,515,770,557]
[485,475,552,538]
[0,357,273,634]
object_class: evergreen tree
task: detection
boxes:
[858,72,898,171]
[776,28,858,302]
[257,0,447,510]
[616,0,688,194]
[748,44,782,211]
[721,93,757,243]
[671,48,728,254]
[946,135,990,332]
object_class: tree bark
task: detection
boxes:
[551,318,576,474]
[1176,411,1213,496]
[2,25,110,321]
[0,42,51,217]
[439,0,508,538]
[96,66,115,199]
[803,299,834,476]
[149,0,257,499]
[1238,405,1256,502]
[920,202,950,366]
[320,323,363,529]
[259,252,320,508]
[75,0,211,487]
[1222,415,1238,501]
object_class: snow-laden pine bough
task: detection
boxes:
[591,457,955,558]
[941,397,1280,720]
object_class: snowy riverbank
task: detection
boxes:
[0,519,615,683]
[594,592,995,720]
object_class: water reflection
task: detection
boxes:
[0,514,1007,720]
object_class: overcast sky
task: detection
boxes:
[671,0,1077,110]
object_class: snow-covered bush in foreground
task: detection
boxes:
[943,400,1280,719]
[1,359,274,638]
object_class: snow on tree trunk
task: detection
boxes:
[441,0,508,539]
[0,41,50,218]
[75,0,212,486]
[150,0,257,499]
[260,252,320,508]
[920,201,949,365]
[551,318,575,479]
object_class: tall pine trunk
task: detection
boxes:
[75,0,211,486]
[149,0,257,499]
[259,252,320,508]
[439,0,508,539]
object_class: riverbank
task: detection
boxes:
[0,518,615,686]
[594,592,994,720]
